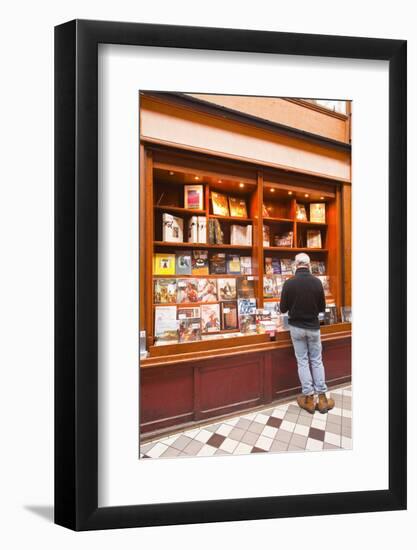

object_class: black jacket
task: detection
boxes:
[280,268,326,329]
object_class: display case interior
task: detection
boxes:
[142,148,348,357]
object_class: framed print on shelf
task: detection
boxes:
[55,20,406,531]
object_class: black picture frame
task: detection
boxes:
[55,19,407,531]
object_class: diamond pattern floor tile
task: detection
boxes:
[140,384,352,459]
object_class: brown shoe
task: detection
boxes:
[297,394,315,414]
[316,393,335,414]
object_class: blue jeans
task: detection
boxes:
[289,325,328,396]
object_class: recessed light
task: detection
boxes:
[270,188,275,193]
[169,171,174,176]
[218,179,222,183]
[288,191,293,195]
[194,176,200,180]
[320,196,324,200]
[305,193,309,198]
[239,182,245,188]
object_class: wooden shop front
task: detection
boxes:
[139,93,352,440]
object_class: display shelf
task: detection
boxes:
[153,273,252,278]
[264,246,328,253]
[263,216,294,223]
[154,205,206,215]
[296,220,327,227]
[154,241,253,250]
[208,214,253,222]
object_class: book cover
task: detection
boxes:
[238,298,257,315]
[230,224,252,245]
[221,301,238,330]
[296,203,307,221]
[209,252,227,274]
[192,250,209,275]
[214,218,224,244]
[175,252,192,275]
[273,231,293,247]
[162,213,184,243]
[317,275,331,296]
[153,279,177,304]
[263,225,270,246]
[310,202,326,223]
[240,256,252,275]
[211,192,229,216]
[265,257,273,275]
[306,229,322,248]
[201,303,221,333]
[239,314,257,334]
[275,275,284,297]
[184,184,204,210]
[153,253,176,275]
[340,306,352,323]
[188,216,198,243]
[263,301,280,316]
[208,219,216,244]
[280,259,295,275]
[237,278,255,299]
[311,260,326,275]
[177,306,201,319]
[217,278,237,300]
[178,317,202,342]
[272,257,282,274]
[226,254,241,274]
[154,306,178,343]
[197,278,218,302]
[228,197,248,218]
[197,216,207,244]
[177,279,199,303]
[263,276,277,298]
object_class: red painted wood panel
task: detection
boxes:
[197,354,264,419]
[140,365,194,432]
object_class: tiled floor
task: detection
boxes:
[140,384,352,459]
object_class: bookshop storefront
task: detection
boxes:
[139,92,352,440]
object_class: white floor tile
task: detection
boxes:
[219,438,239,453]
[255,435,273,451]
[341,436,353,449]
[261,425,278,439]
[342,409,352,418]
[254,413,270,425]
[324,431,341,446]
[311,417,327,429]
[216,423,233,437]
[234,442,253,455]
[146,442,169,458]
[306,438,324,451]
[293,423,310,437]
[197,444,217,457]
[194,429,214,443]
[280,420,296,433]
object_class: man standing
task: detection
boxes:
[280,253,335,415]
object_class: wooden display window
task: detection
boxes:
[141,147,349,357]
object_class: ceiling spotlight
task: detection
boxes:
[218,179,222,183]
[194,176,200,180]
[169,171,174,176]
[320,196,324,200]
[288,191,293,195]
[304,193,309,198]
[239,182,245,188]
[270,188,275,193]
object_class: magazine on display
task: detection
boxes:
[210,252,227,274]
[226,254,241,274]
[153,253,176,275]
[240,256,252,274]
[237,277,255,299]
[162,213,184,243]
[228,197,248,218]
[175,252,192,275]
[221,301,238,330]
[211,192,229,216]
[310,202,326,223]
[197,279,218,302]
[307,230,322,248]
[296,203,307,221]
[154,278,177,304]
[192,250,209,275]
[154,306,179,343]
[178,317,202,342]
[230,224,252,245]
[177,279,199,303]
[184,184,204,210]
[201,303,221,333]
[217,278,237,300]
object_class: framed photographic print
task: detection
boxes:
[55,20,406,531]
